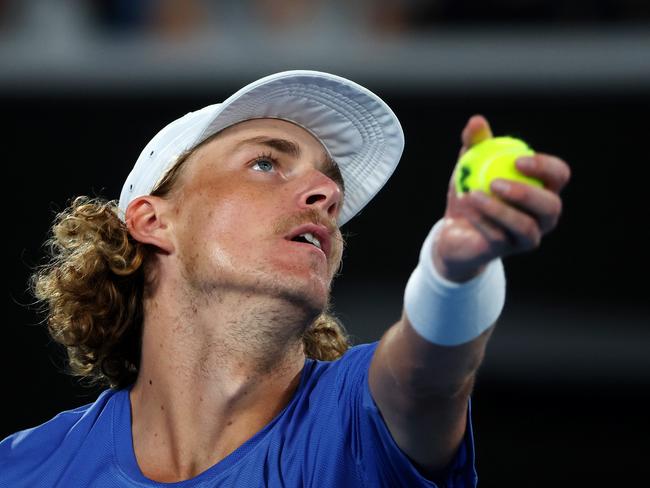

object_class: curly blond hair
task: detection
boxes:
[32,148,350,389]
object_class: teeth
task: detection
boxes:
[300,232,322,250]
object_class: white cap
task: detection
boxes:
[119,70,404,226]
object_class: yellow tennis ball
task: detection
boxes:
[454,136,543,196]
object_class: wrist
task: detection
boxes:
[403,219,506,346]
[432,249,486,284]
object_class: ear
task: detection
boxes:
[125,196,175,254]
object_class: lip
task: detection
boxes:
[285,223,332,260]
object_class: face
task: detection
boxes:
[166,118,345,314]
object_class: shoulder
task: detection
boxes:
[0,389,121,472]
[301,342,379,394]
[291,342,382,444]
[310,342,379,376]
[302,343,478,487]
[283,342,380,432]
[249,343,380,487]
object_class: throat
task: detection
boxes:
[130,361,304,483]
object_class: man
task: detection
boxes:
[1,71,570,487]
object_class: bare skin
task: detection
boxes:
[125,115,571,481]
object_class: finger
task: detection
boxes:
[468,190,542,251]
[448,193,511,249]
[515,154,572,194]
[460,115,493,155]
[462,210,512,254]
[490,179,563,234]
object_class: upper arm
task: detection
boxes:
[368,313,492,474]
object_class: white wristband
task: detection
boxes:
[403,219,506,346]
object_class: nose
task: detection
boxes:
[296,171,342,220]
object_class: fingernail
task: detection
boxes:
[517,157,535,170]
[470,127,490,146]
[491,180,510,193]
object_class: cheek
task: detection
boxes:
[179,188,279,253]
[328,238,344,276]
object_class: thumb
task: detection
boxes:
[459,114,493,157]
[449,115,494,209]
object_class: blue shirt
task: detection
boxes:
[1,342,477,487]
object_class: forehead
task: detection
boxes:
[213,118,329,154]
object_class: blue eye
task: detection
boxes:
[252,158,276,172]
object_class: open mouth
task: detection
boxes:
[286,224,331,259]
[291,232,323,250]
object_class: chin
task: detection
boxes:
[284,277,330,316]
[262,270,330,320]
[266,257,332,302]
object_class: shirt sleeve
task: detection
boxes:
[334,342,478,488]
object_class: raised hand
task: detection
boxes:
[433,115,572,283]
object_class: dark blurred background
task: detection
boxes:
[2,1,649,486]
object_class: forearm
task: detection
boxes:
[378,314,494,400]
[368,315,493,473]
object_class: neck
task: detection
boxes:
[129,275,317,482]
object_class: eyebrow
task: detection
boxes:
[237,136,345,193]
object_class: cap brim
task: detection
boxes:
[120,70,404,226]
